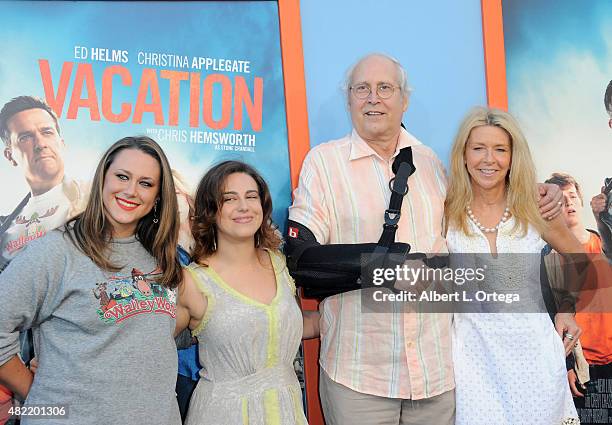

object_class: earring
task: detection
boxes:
[211,226,217,251]
[152,200,159,224]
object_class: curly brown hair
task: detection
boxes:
[191,161,281,264]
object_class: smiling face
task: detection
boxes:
[5,108,65,194]
[216,172,263,246]
[348,55,408,144]
[561,184,583,229]
[464,125,512,193]
[102,148,161,238]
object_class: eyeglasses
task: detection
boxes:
[350,83,400,99]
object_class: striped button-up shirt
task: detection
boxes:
[289,128,453,399]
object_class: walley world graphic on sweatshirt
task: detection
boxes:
[92,267,176,324]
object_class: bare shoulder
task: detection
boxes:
[178,266,208,308]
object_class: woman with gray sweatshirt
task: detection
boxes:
[0,136,182,425]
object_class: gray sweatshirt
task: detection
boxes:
[0,230,180,425]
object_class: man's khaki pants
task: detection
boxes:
[319,370,455,425]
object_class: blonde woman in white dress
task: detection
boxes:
[444,107,584,425]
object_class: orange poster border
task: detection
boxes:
[278,0,311,189]
[277,1,324,424]
[481,0,508,110]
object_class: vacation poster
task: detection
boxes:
[503,0,612,229]
[0,1,292,266]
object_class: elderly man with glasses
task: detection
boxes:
[287,52,453,424]
[286,53,564,425]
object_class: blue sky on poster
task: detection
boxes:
[503,0,612,227]
[0,1,291,226]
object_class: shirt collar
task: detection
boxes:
[348,127,422,161]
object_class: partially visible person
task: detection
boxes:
[0,136,182,425]
[546,172,612,425]
[0,96,88,270]
[445,107,583,425]
[173,169,195,259]
[176,160,318,425]
[591,181,612,262]
[175,343,200,423]
[172,170,201,423]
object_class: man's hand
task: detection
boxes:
[567,369,585,397]
[554,312,582,355]
[538,183,563,220]
[591,187,607,220]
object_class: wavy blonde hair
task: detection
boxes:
[445,107,546,236]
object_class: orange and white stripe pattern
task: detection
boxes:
[289,128,453,399]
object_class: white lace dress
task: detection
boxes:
[447,217,579,425]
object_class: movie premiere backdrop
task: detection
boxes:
[0,1,292,260]
[502,0,612,229]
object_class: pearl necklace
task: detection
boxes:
[466,205,510,233]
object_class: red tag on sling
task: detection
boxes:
[288,226,299,238]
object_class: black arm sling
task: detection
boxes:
[286,146,420,299]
